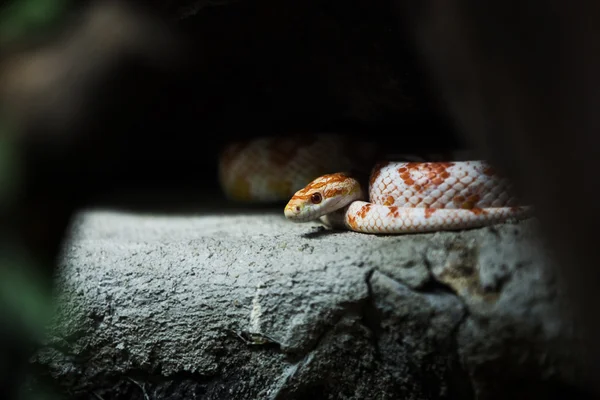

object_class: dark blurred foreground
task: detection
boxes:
[1,0,600,398]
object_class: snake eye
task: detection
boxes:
[310,192,322,204]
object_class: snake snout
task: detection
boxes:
[284,201,317,222]
[284,203,302,220]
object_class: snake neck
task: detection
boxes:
[321,173,366,215]
[317,177,365,229]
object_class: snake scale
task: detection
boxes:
[218,134,532,234]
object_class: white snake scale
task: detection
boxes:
[218,134,532,234]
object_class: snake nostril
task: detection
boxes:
[295,206,300,212]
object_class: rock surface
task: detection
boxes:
[30,204,587,399]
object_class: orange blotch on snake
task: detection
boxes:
[424,208,437,218]
[430,163,454,183]
[383,196,395,206]
[437,162,455,169]
[453,195,466,205]
[467,194,481,204]
[323,187,344,198]
[356,204,372,219]
[295,176,335,196]
[469,208,487,215]
[387,206,400,218]
[431,177,444,185]
[327,173,351,183]
[305,181,327,191]
[347,214,357,229]
[459,194,481,209]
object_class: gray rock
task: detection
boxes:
[30,208,586,399]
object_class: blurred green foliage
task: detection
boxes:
[0,1,74,398]
[0,245,53,340]
[0,0,69,46]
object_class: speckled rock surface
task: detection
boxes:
[30,206,586,399]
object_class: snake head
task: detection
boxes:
[284,173,364,222]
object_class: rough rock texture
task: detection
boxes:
[30,204,588,399]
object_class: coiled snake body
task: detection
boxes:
[219,134,532,234]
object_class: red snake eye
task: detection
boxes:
[310,192,322,204]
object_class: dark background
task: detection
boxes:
[15,0,463,208]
